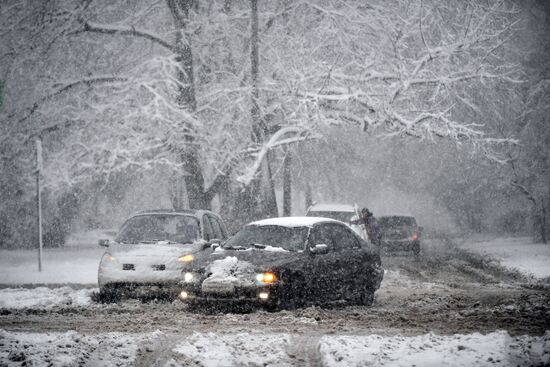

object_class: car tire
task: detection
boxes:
[413,242,421,257]
[97,286,121,303]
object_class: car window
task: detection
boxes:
[211,215,228,239]
[224,225,308,252]
[207,214,223,240]
[202,215,214,241]
[311,225,336,251]
[379,216,417,229]
[115,215,200,244]
[331,224,361,250]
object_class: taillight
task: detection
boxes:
[411,232,418,241]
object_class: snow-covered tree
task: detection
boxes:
[0,0,526,245]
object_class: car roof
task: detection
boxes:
[378,213,415,218]
[307,203,355,212]
[249,216,341,227]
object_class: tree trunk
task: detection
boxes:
[168,0,208,210]
[305,182,312,209]
[283,149,291,216]
[249,0,278,218]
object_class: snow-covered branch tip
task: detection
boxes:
[236,127,319,186]
[76,22,177,53]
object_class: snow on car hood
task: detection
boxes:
[202,256,256,288]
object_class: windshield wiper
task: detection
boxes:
[252,243,266,249]
[139,239,177,244]
[222,245,247,250]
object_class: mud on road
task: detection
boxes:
[1,239,549,337]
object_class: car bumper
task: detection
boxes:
[101,282,185,299]
[178,283,282,306]
[380,239,420,252]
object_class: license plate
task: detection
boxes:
[201,281,235,294]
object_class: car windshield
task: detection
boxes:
[115,215,200,244]
[379,216,416,228]
[307,211,353,222]
[223,225,308,252]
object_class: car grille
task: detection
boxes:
[122,264,135,271]
[151,264,166,271]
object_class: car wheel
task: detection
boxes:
[413,242,421,257]
[97,286,121,303]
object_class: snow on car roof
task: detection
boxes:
[307,203,355,212]
[249,216,340,227]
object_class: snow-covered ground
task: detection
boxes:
[459,237,550,279]
[0,230,107,285]
[1,329,548,366]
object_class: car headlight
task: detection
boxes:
[178,254,195,262]
[183,272,197,283]
[256,272,277,284]
[103,254,115,262]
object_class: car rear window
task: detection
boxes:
[115,215,200,244]
[378,216,417,228]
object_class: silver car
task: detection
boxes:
[97,209,227,302]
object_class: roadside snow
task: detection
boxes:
[0,287,95,309]
[171,332,291,367]
[460,237,550,279]
[170,331,549,366]
[319,331,550,367]
[1,329,548,366]
[0,330,144,367]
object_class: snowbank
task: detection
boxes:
[1,330,548,366]
[0,287,95,309]
[170,331,549,366]
[460,237,550,279]
[0,330,144,367]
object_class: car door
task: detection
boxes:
[308,223,341,302]
[329,223,365,300]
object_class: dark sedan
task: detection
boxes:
[178,217,383,311]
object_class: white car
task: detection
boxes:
[97,209,228,302]
[305,203,366,240]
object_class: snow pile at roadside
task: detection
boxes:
[320,331,550,366]
[0,330,144,367]
[460,237,550,279]
[0,287,95,309]
[170,332,291,366]
[168,331,549,367]
[1,330,548,366]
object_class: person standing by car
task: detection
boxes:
[351,208,382,247]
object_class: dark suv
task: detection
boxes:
[378,215,422,255]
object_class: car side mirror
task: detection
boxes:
[98,239,110,247]
[310,244,329,255]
